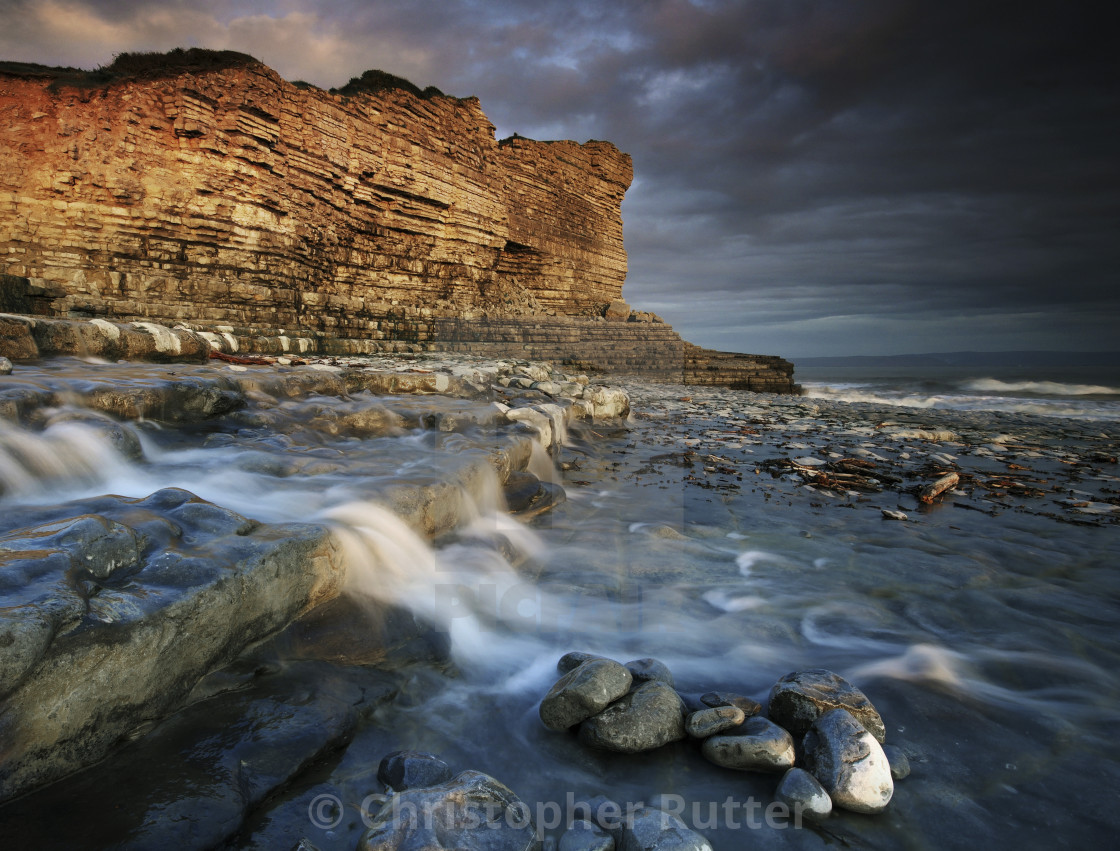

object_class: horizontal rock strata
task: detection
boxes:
[0,54,799,393]
[0,59,627,328]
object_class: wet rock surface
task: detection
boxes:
[540,659,634,731]
[775,767,833,820]
[699,717,795,772]
[768,669,887,742]
[618,807,713,851]
[803,709,894,814]
[359,770,542,851]
[578,681,687,753]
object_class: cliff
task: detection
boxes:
[0,50,797,392]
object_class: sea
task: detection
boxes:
[797,364,1120,421]
[1,356,1119,849]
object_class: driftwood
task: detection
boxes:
[209,350,276,365]
[919,472,960,504]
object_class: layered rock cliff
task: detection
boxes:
[0,51,797,392]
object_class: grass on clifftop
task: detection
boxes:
[0,50,454,102]
[0,48,260,90]
[332,68,445,100]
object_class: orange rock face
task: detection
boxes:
[0,59,632,336]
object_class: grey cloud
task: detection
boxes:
[1,0,1116,356]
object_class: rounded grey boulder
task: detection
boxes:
[803,708,894,814]
[700,716,795,772]
[578,681,686,753]
[767,669,886,742]
[541,659,633,731]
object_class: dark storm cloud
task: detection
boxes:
[2,0,1116,356]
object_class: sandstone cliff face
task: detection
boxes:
[0,55,797,392]
[0,59,630,335]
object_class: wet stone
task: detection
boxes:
[803,709,894,814]
[578,681,686,753]
[540,659,633,731]
[557,651,611,674]
[882,744,911,780]
[700,716,795,772]
[624,657,674,687]
[618,807,713,851]
[377,750,453,792]
[0,356,12,375]
[359,770,541,851]
[767,669,887,742]
[560,818,615,851]
[685,706,745,739]
[699,691,762,718]
[775,767,832,821]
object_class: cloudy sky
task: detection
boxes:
[2,0,1116,357]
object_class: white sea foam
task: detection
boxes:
[801,381,1120,420]
[963,378,1120,396]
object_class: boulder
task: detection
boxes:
[803,709,894,814]
[359,770,541,850]
[767,669,886,742]
[700,717,794,772]
[604,299,631,322]
[540,659,633,731]
[578,681,686,753]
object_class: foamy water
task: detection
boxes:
[801,371,1120,420]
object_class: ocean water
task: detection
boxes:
[797,365,1120,421]
[1,358,1119,849]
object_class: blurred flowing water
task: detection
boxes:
[2,359,1119,849]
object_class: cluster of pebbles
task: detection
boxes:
[540,653,909,828]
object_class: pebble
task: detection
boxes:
[624,657,674,687]
[685,705,745,739]
[0,356,12,375]
[376,750,453,792]
[775,767,833,820]
[558,651,610,673]
[540,659,633,731]
[618,807,713,851]
[700,716,795,772]
[699,691,762,717]
[882,743,911,779]
[560,819,615,851]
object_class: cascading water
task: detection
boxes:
[2,357,1119,850]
